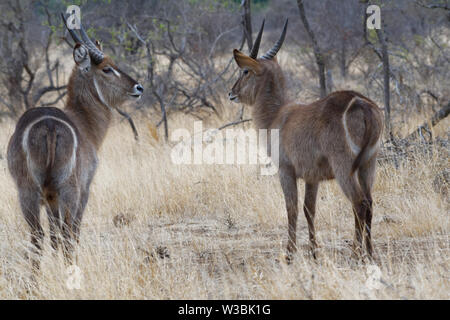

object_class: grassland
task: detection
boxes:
[0,104,448,299]
[0,44,448,299]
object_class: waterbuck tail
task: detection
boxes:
[22,116,78,191]
[342,97,381,175]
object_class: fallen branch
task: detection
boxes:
[407,100,450,141]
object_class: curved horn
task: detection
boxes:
[79,23,104,64]
[249,19,265,59]
[61,12,82,44]
[61,13,104,64]
[260,19,288,60]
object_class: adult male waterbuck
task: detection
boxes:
[7,14,143,269]
[229,20,384,261]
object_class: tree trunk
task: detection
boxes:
[326,68,334,93]
[241,0,253,52]
[362,0,392,139]
[376,26,392,139]
[340,37,347,78]
[297,0,327,98]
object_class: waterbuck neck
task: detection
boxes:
[64,69,112,149]
[252,70,287,129]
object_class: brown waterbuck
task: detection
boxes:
[7,14,143,269]
[229,20,384,262]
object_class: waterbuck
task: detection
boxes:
[228,20,384,261]
[7,14,143,269]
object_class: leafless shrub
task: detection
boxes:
[0,1,67,117]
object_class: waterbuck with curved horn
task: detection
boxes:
[7,14,143,269]
[229,19,384,262]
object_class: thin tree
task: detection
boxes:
[376,25,392,140]
[241,0,253,52]
[296,0,327,98]
[362,0,393,139]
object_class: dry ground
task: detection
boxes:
[0,105,448,299]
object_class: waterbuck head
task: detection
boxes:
[62,13,143,110]
[229,19,288,106]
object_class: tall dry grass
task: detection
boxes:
[0,42,448,299]
[0,101,448,299]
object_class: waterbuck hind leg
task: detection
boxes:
[58,185,80,265]
[279,165,298,264]
[45,194,61,253]
[352,204,366,259]
[362,198,373,259]
[331,159,366,259]
[19,188,44,271]
[357,158,377,259]
[304,182,319,259]
[72,189,90,245]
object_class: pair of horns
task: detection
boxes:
[249,19,288,60]
[61,12,104,65]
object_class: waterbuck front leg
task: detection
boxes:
[19,187,44,271]
[279,165,298,264]
[304,182,319,259]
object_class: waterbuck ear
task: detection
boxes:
[73,43,91,72]
[95,40,102,51]
[233,49,261,73]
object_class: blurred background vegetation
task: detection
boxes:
[0,0,448,142]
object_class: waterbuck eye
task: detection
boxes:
[102,67,112,74]
[243,69,249,75]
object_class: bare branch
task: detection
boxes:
[415,1,450,10]
[33,85,67,105]
[116,108,139,141]
[218,118,251,130]
[36,91,67,108]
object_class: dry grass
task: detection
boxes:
[0,103,448,299]
[0,44,448,299]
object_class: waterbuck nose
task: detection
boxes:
[135,84,144,93]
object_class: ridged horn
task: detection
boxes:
[249,19,265,59]
[61,12,82,44]
[260,19,288,60]
[79,22,104,64]
[61,12,104,65]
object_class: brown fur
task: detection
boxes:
[230,50,384,261]
[7,44,142,270]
